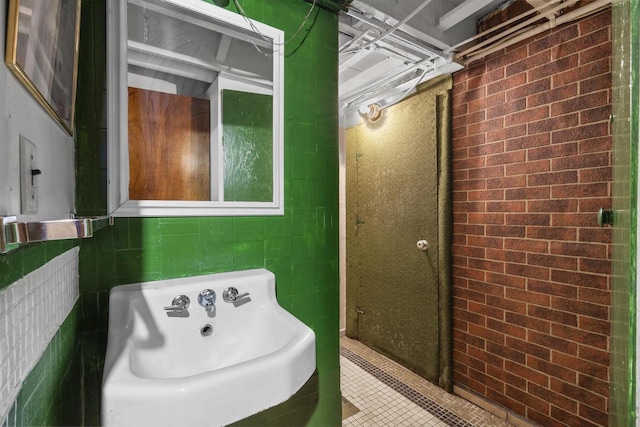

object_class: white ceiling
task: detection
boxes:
[338,0,509,118]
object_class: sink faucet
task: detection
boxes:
[164,295,190,313]
[198,289,216,309]
[222,287,249,303]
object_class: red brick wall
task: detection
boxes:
[451,9,612,427]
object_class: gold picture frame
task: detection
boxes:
[5,0,81,135]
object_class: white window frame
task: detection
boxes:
[107,0,285,217]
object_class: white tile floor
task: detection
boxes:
[340,337,513,427]
[342,356,451,427]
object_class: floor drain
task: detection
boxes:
[200,324,213,336]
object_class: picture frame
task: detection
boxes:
[5,0,81,135]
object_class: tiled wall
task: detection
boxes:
[609,0,639,423]
[451,10,612,427]
[1,248,82,426]
[75,0,341,425]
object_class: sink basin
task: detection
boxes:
[101,269,316,427]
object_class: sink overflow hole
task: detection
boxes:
[200,324,213,337]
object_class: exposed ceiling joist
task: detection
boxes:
[215,35,232,62]
[438,0,497,31]
[339,0,467,117]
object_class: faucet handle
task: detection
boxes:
[198,289,216,308]
[164,295,190,312]
[223,287,249,303]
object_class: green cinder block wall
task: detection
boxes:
[75,0,341,425]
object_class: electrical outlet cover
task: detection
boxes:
[19,135,38,214]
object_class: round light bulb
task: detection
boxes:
[367,104,381,121]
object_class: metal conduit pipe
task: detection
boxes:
[341,59,434,104]
[447,0,566,53]
[363,30,444,61]
[378,71,427,112]
[340,29,443,66]
[342,80,417,114]
[339,26,431,64]
[457,0,581,59]
[344,6,449,59]
[461,0,610,64]
[342,0,435,54]
[341,30,440,66]
[339,28,374,53]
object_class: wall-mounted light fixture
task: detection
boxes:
[366,104,382,121]
[359,103,382,122]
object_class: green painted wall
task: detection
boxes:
[75,0,341,425]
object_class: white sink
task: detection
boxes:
[101,269,316,427]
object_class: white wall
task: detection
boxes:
[0,0,75,221]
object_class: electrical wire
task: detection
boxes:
[286,7,321,57]
[231,0,318,55]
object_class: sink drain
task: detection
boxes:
[200,324,213,337]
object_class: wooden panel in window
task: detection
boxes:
[128,87,210,201]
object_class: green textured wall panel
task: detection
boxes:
[345,76,453,390]
[610,0,639,425]
[75,0,340,425]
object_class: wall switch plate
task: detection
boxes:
[19,135,38,214]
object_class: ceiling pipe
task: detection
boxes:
[377,69,428,111]
[341,59,433,104]
[446,0,558,54]
[456,0,581,60]
[339,28,374,53]
[462,0,610,64]
[345,12,446,59]
[341,0,436,54]
[339,24,434,65]
[344,8,449,59]
[350,77,422,114]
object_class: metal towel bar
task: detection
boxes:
[0,216,112,254]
